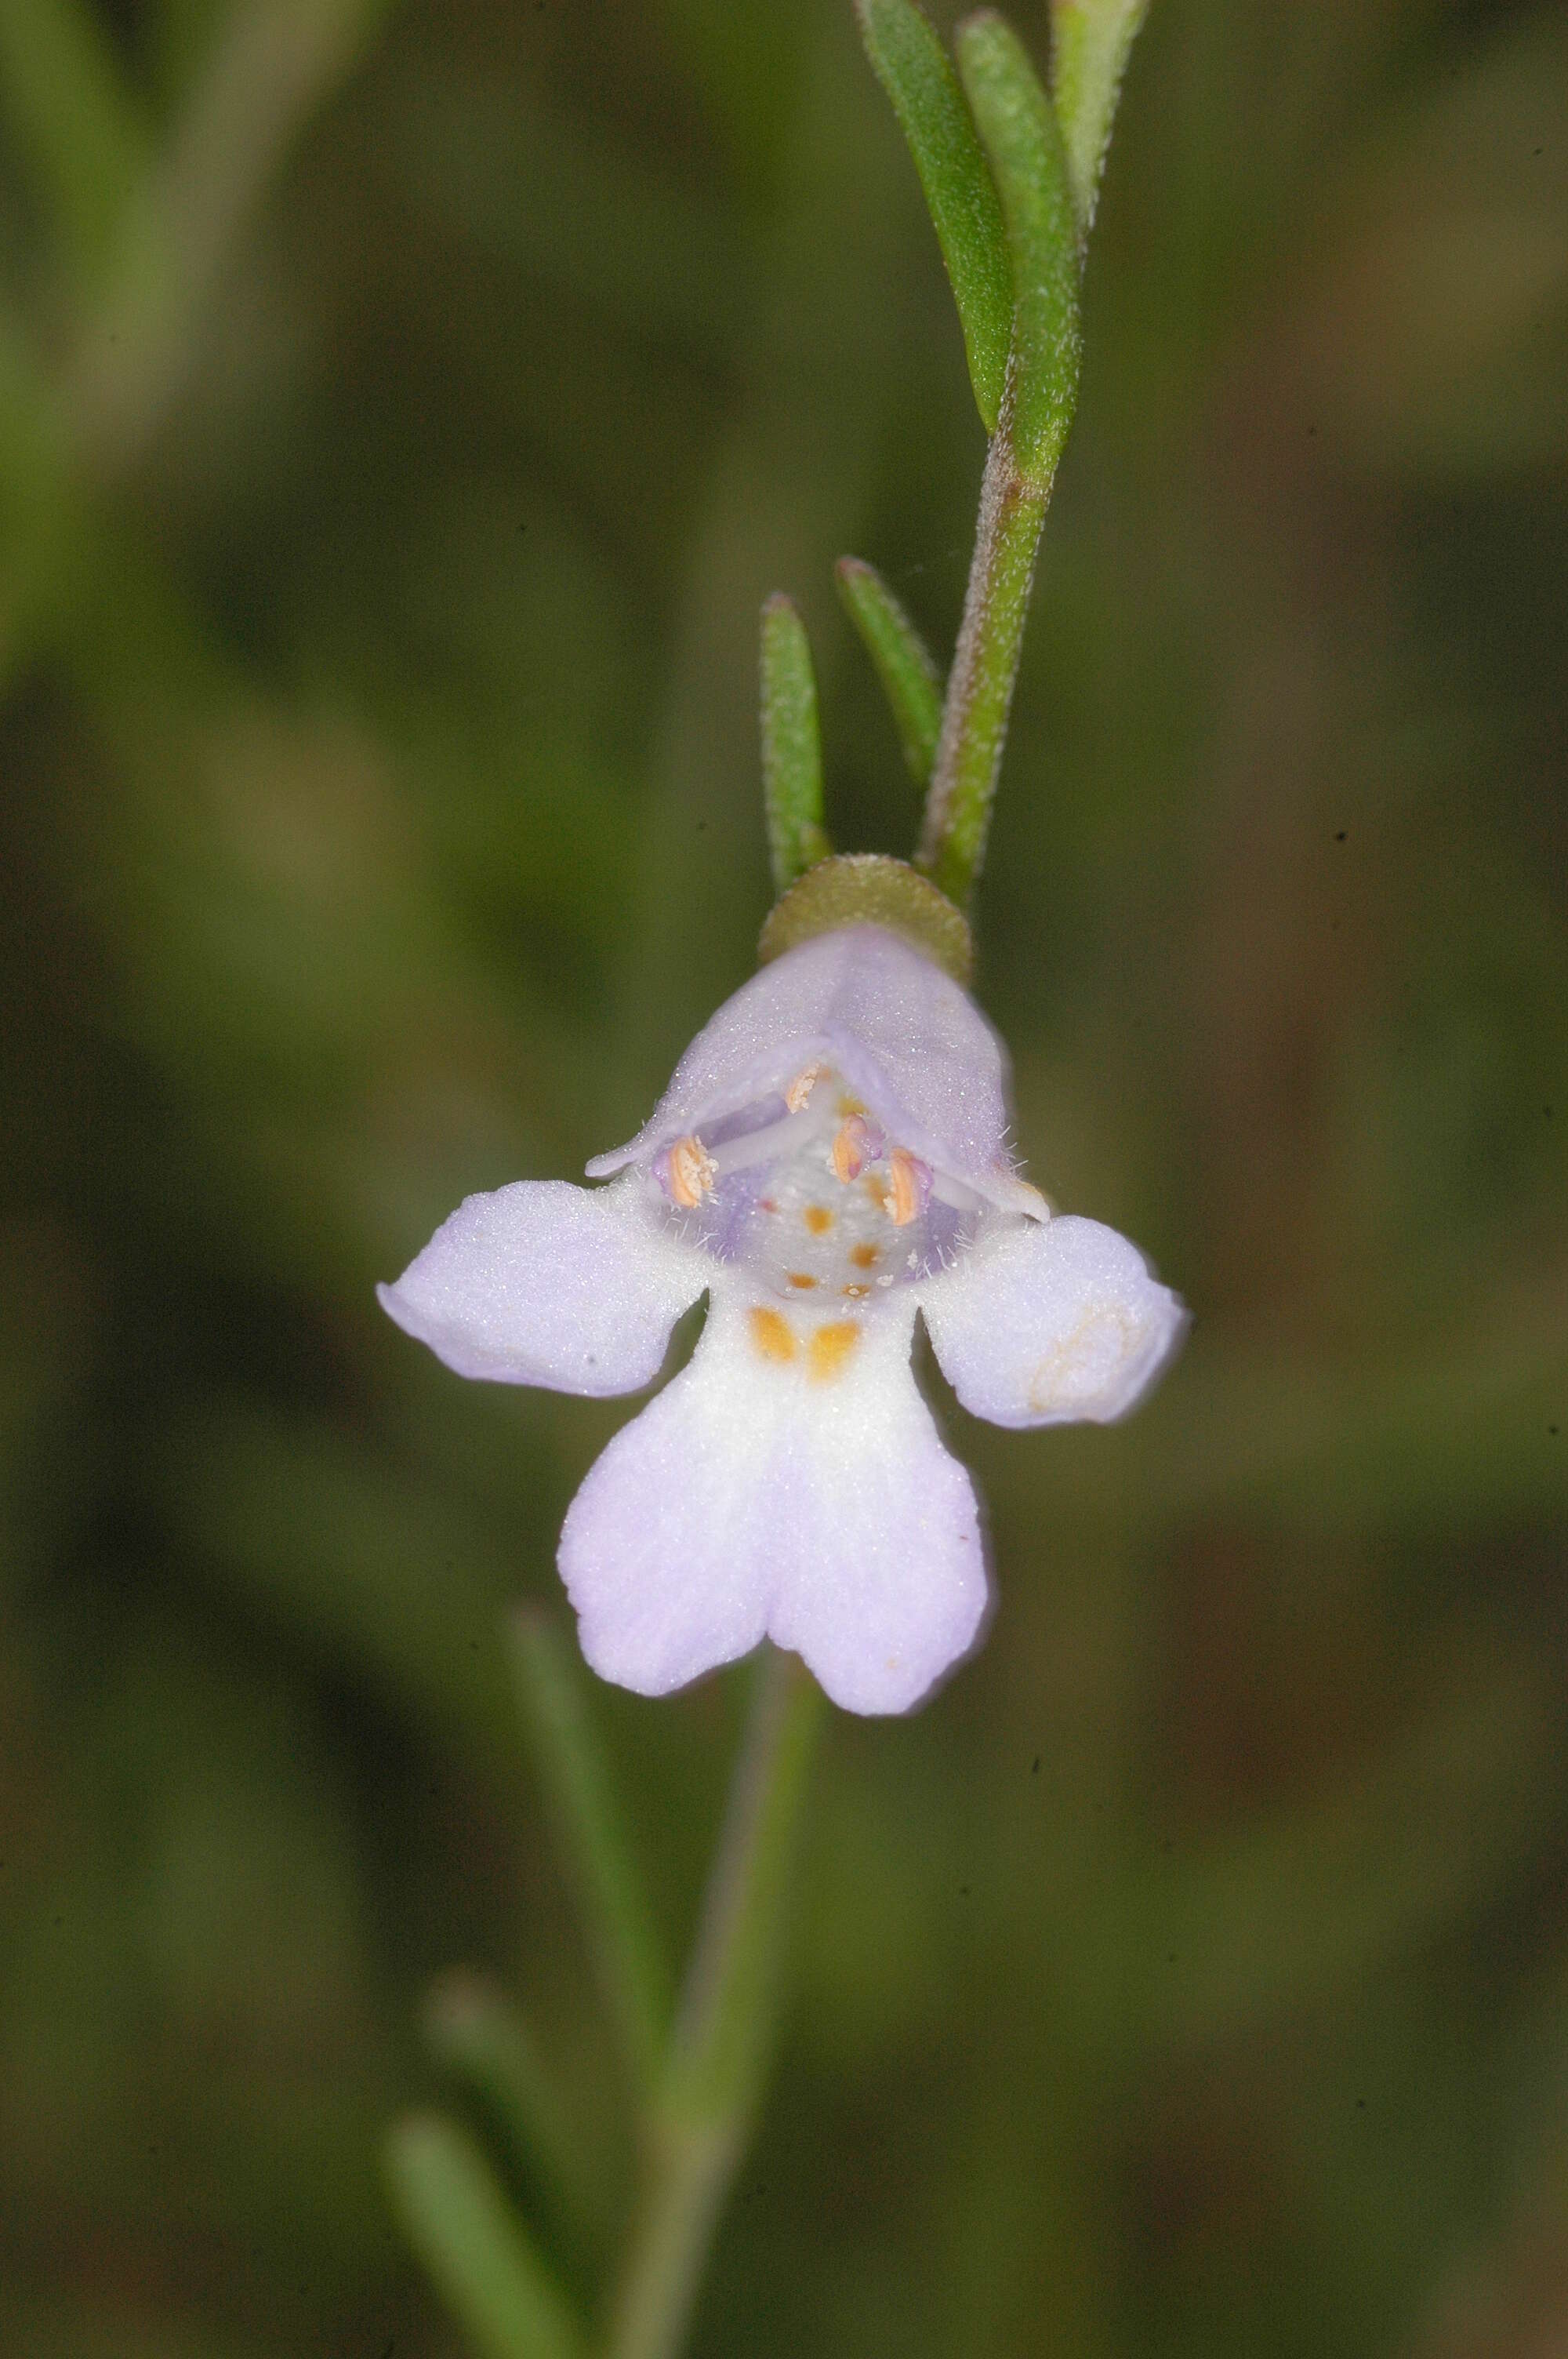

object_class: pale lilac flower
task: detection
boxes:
[380,925,1185,1715]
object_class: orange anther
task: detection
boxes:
[830,1115,879,1185]
[662,1134,717,1209]
[883,1148,931,1228]
[784,1062,826,1114]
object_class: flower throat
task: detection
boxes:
[652,1063,974,1306]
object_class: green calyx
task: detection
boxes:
[757,853,974,987]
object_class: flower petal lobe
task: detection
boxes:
[379,1177,704,1395]
[558,1289,988,1714]
[921,1214,1186,1427]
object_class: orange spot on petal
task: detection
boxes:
[803,1204,833,1235]
[749,1307,796,1364]
[808,1321,860,1383]
[786,1272,818,1289]
[849,1242,880,1269]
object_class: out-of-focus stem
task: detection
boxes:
[605,1647,823,2359]
[66,0,387,472]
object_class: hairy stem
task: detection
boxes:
[916,393,1050,907]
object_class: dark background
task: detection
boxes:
[2,0,1566,2352]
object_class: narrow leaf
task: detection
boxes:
[760,594,830,896]
[425,1971,600,2245]
[508,1608,670,2103]
[855,0,1012,434]
[956,13,1082,488]
[835,557,944,787]
[1049,0,1149,236]
[387,2112,586,2359]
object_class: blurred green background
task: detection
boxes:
[2,0,1566,2352]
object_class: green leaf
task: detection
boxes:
[387,2113,586,2359]
[956,12,1082,488]
[1049,0,1149,236]
[508,1608,670,2104]
[834,557,944,787]
[759,593,830,896]
[855,0,1012,434]
[424,1971,600,2247]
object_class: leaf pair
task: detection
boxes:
[764,4,1145,908]
[858,0,1089,483]
[760,565,939,897]
[760,574,974,978]
[859,0,1149,446]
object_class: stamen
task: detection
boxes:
[830,1114,883,1184]
[930,1169,985,1214]
[784,1061,826,1113]
[706,1105,816,1178]
[882,1148,932,1227]
[656,1134,717,1208]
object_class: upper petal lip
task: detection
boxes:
[586,925,1019,1200]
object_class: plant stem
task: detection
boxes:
[605,1647,824,2359]
[916,391,1050,908]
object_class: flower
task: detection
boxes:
[380,925,1185,1715]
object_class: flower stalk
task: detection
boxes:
[607,1648,824,2359]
